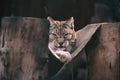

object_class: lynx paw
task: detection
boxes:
[55,51,72,63]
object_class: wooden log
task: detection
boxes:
[86,23,120,80]
[0,17,49,80]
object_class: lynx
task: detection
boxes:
[47,17,76,62]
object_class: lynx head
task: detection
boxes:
[48,17,76,53]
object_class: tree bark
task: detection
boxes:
[0,17,49,80]
[86,23,120,80]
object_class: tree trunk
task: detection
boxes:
[0,17,49,80]
[86,23,120,80]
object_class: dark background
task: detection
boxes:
[1,0,120,30]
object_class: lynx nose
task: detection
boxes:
[57,38,64,46]
[59,42,64,46]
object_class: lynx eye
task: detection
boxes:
[64,33,72,40]
[49,33,57,39]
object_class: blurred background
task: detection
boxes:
[0,0,120,30]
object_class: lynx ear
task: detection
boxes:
[47,16,55,26]
[66,17,74,29]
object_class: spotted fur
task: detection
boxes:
[48,17,76,62]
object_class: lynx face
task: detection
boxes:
[48,17,76,53]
